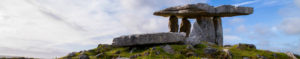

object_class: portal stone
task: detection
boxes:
[180,17,191,37]
[187,17,216,45]
[169,15,179,32]
[213,17,223,46]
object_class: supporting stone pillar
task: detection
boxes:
[213,17,223,46]
[180,17,191,37]
[169,15,179,32]
[195,17,216,44]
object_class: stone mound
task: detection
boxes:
[112,32,186,47]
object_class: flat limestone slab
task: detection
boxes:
[154,3,253,18]
[112,32,186,47]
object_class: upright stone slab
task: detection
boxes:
[213,17,223,46]
[180,17,191,37]
[169,15,179,32]
[187,17,216,45]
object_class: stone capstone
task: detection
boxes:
[112,32,186,47]
[154,3,253,18]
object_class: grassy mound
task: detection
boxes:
[61,43,299,59]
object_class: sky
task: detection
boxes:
[0,0,299,58]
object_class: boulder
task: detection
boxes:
[286,52,297,59]
[186,17,217,45]
[204,47,218,55]
[163,45,175,54]
[112,32,186,47]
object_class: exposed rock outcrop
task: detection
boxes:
[112,32,186,47]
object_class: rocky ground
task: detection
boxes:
[60,42,300,59]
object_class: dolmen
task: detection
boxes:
[112,3,253,47]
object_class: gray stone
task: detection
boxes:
[222,49,232,59]
[243,57,250,59]
[204,47,218,55]
[95,53,103,58]
[154,3,253,18]
[155,51,160,55]
[169,15,179,32]
[179,17,191,37]
[186,51,195,57]
[163,45,175,54]
[112,32,186,47]
[286,52,297,59]
[213,17,223,46]
[186,17,216,45]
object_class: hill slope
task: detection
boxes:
[61,42,300,59]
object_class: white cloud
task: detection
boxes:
[279,17,300,35]
[0,0,208,58]
[237,25,248,32]
[233,0,259,6]
[228,17,245,24]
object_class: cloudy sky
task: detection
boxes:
[0,0,299,58]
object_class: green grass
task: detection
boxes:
[61,44,292,59]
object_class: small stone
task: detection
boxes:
[243,57,250,59]
[155,51,160,55]
[203,47,217,55]
[152,47,156,50]
[96,53,103,58]
[186,51,195,57]
[130,54,141,58]
[186,45,195,50]
[163,45,175,54]
[129,48,136,54]
[144,52,150,56]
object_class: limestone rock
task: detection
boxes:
[154,3,253,18]
[186,17,216,45]
[204,47,218,55]
[112,32,186,47]
[180,17,191,36]
[222,49,232,59]
[169,15,179,32]
[213,17,223,46]
[286,52,297,59]
[163,45,175,54]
